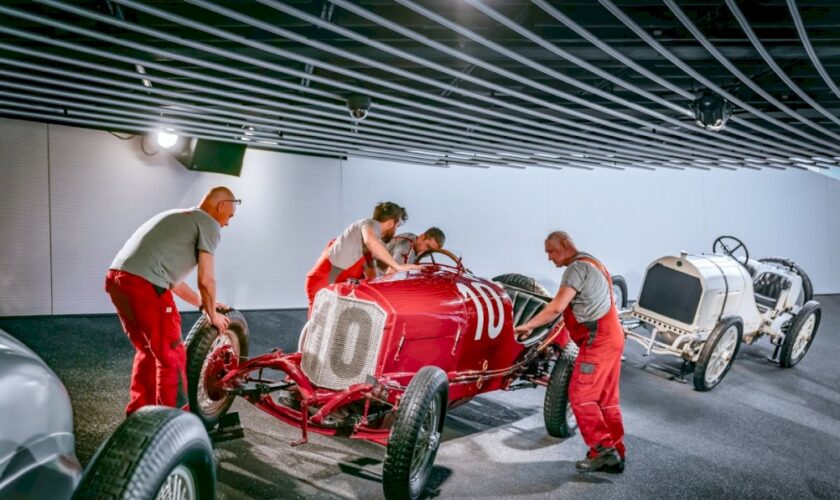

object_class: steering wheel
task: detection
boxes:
[415,248,468,273]
[712,235,750,267]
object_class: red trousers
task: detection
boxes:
[565,306,626,459]
[304,240,368,312]
[105,270,187,415]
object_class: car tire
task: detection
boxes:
[759,257,814,305]
[779,300,821,368]
[383,366,448,500]
[73,406,215,500]
[693,317,742,391]
[543,342,579,438]
[492,273,551,298]
[186,310,249,429]
[611,275,628,309]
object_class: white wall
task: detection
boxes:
[1,117,838,316]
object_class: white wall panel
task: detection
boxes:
[0,119,51,316]
[546,168,707,297]
[48,126,203,314]
[340,158,551,284]
[1,118,837,316]
[207,150,340,309]
[48,126,341,313]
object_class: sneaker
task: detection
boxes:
[575,446,621,472]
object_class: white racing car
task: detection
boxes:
[622,236,822,391]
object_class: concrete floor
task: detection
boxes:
[3,296,840,499]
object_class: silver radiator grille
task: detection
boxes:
[300,289,387,390]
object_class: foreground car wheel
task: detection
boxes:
[73,407,215,500]
[779,300,821,368]
[185,310,249,428]
[544,342,579,438]
[693,317,742,391]
[384,366,448,500]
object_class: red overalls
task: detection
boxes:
[304,239,371,311]
[105,270,187,416]
[564,256,626,460]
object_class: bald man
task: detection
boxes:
[105,186,238,415]
[515,231,626,473]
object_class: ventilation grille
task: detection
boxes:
[301,289,387,390]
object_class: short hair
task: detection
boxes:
[423,227,446,247]
[545,230,574,248]
[372,201,408,223]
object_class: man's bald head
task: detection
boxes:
[544,230,578,268]
[546,231,574,249]
[199,186,238,228]
[201,186,235,206]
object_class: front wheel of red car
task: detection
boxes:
[73,407,215,500]
[544,342,579,438]
[185,310,249,429]
[383,366,448,500]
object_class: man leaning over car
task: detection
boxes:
[514,231,626,473]
[105,186,237,416]
[378,226,446,273]
[304,201,421,312]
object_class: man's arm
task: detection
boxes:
[171,281,201,308]
[362,226,420,273]
[197,251,230,332]
[514,286,577,338]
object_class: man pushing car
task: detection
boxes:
[514,231,626,473]
[106,186,237,416]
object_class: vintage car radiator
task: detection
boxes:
[301,289,387,390]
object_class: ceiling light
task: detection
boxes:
[156,130,179,148]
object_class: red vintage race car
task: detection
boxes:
[185,249,579,500]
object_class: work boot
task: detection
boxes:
[575,446,621,472]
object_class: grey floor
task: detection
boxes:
[3,296,840,499]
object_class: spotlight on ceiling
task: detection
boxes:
[156,129,179,148]
[691,92,732,132]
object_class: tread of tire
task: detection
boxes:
[492,273,551,299]
[383,367,448,500]
[73,407,213,500]
[544,343,578,438]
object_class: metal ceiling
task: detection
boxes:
[1,0,839,171]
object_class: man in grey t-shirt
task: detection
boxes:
[378,227,446,273]
[105,186,238,415]
[514,231,626,473]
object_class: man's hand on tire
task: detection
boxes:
[209,311,230,332]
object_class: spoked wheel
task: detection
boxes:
[156,464,197,500]
[185,310,249,428]
[779,300,821,368]
[712,235,750,267]
[694,317,742,391]
[383,366,448,500]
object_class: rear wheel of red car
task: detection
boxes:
[73,406,215,500]
[383,366,448,500]
[185,310,249,429]
[544,343,579,438]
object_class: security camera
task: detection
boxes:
[691,91,732,131]
[347,94,371,121]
